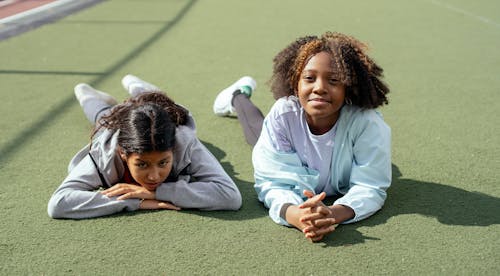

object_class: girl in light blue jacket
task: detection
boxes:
[213,32,391,242]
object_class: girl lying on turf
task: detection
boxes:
[213,32,391,241]
[48,76,241,219]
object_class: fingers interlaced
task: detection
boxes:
[313,218,336,228]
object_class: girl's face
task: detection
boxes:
[124,150,174,191]
[297,51,346,134]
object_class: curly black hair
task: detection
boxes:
[269,32,389,109]
[92,92,188,155]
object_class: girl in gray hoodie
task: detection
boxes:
[48,75,241,219]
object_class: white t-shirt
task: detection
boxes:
[266,97,337,195]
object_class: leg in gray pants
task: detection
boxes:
[232,92,264,147]
[81,98,113,125]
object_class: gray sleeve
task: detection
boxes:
[155,137,242,211]
[47,154,141,219]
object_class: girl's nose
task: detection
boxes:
[148,169,160,181]
[313,79,327,94]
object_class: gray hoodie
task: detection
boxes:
[47,117,241,219]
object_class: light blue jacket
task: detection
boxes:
[253,97,391,225]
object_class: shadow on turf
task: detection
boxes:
[0,0,198,166]
[175,155,500,245]
[182,148,500,245]
[59,149,500,246]
[72,140,267,222]
[318,163,500,247]
[189,141,267,221]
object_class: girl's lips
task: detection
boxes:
[145,182,160,188]
[142,182,160,191]
[309,98,330,102]
[308,98,331,107]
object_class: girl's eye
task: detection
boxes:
[303,75,314,81]
[329,79,338,84]
[135,162,147,169]
[159,160,169,167]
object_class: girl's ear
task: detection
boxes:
[117,148,127,161]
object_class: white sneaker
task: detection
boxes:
[74,83,118,107]
[213,76,256,116]
[121,74,161,97]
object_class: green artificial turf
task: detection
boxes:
[1,0,499,274]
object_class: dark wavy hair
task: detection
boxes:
[92,92,189,155]
[269,32,389,108]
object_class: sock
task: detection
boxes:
[239,85,253,97]
[231,89,249,107]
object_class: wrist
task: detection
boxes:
[145,190,156,200]
[329,204,355,223]
[280,203,294,221]
[284,204,302,229]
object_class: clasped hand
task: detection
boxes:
[293,190,337,242]
[100,183,180,211]
[286,191,336,242]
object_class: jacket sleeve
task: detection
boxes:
[253,117,319,226]
[155,136,242,211]
[47,154,141,219]
[334,111,392,224]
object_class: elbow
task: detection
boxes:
[47,204,60,219]
[224,190,242,211]
[231,192,242,210]
[47,196,66,219]
[198,192,241,211]
[217,180,242,211]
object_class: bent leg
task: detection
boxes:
[86,101,112,125]
[121,74,161,97]
[232,93,264,147]
[74,83,116,125]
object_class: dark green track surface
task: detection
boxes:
[1,0,499,274]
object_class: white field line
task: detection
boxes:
[0,0,18,8]
[0,0,76,24]
[427,0,500,29]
